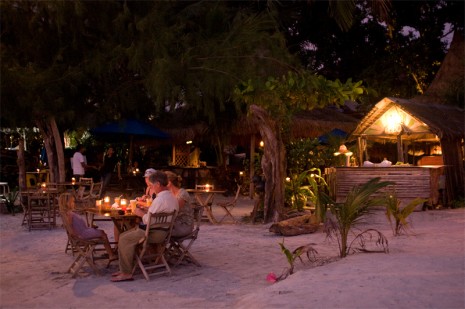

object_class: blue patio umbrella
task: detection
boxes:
[91,119,169,166]
[91,119,169,139]
[318,128,348,144]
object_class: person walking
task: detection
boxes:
[100,146,120,197]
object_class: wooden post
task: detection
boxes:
[249,135,255,199]
[397,134,404,163]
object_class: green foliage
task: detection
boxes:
[450,197,465,209]
[276,239,318,281]
[324,177,393,258]
[2,187,19,214]
[285,168,329,222]
[385,195,427,236]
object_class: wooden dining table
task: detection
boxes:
[85,208,139,235]
[186,189,226,224]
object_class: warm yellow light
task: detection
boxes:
[259,141,264,147]
[285,177,291,182]
[382,108,403,134]
[239,171,244,176]
[186,140,193,144]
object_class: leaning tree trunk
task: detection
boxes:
[17,138,26,190]
[35,116,65,183]
[250,105,286,223]
[50,117,65,183]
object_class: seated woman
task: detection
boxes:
[59,193,117,261]
[165,171,194,237]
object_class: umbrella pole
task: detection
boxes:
[129,135,134,169]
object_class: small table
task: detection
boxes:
[186,189,226,224]
[85,208,139,235]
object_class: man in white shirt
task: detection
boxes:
[71,144,88,178]
[112,170,178,282]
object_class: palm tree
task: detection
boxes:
[324,177,392,258]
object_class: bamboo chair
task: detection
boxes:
[215,184,241,223]
[168,205,203,267]
[133,210,177,281]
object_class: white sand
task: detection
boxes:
[1,196,464,309]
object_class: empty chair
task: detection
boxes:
[133,210,177,281]
[215,184,241,223]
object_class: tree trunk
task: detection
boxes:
[36,119,55,183]
[250,105,286,223]
[17,139,26,190]
[440,138,465,205]
[34,116,66,184]
[50,117,65,183]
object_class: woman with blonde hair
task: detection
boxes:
[165,171,194,237]
[59,193,117,261]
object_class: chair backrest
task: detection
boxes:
[143,210,177,244]
[79,177,93,185]
[89,182,103,198]
[196,184,214,191]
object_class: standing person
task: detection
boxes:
[71,144,89,180]
[165,171,194,238]
[100,146,120,197]
[111,170,178,282]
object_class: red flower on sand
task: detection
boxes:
[266,272,277,283]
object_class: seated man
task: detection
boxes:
[111,170,179,282]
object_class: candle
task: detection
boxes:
[96,199,102,210]
[205,184,210,192]
[71,177,76,185]
[120,199,127,211]
[103,196,110,209]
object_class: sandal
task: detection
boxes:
[111,274,134,282]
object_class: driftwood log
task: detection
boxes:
[269,214,320,236]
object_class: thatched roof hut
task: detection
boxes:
[350,97,464,142]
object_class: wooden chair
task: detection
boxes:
[60,209,102,278]
[89,181,103,199]
[215,184,241,223]
[168,205,203,267]
[133,210,177,281]
[74,180,94,212]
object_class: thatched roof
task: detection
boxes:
[415,30,464,104]
[349,97,465,141]
[232,107,359,139]
[160,107,359,144]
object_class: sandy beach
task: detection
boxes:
[0,195,464,309]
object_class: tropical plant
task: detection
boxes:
[324,177,393,258]
[2,187,19,214]
[385,195,427,236]
[272,239,318,282]
[285,168,329,224]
